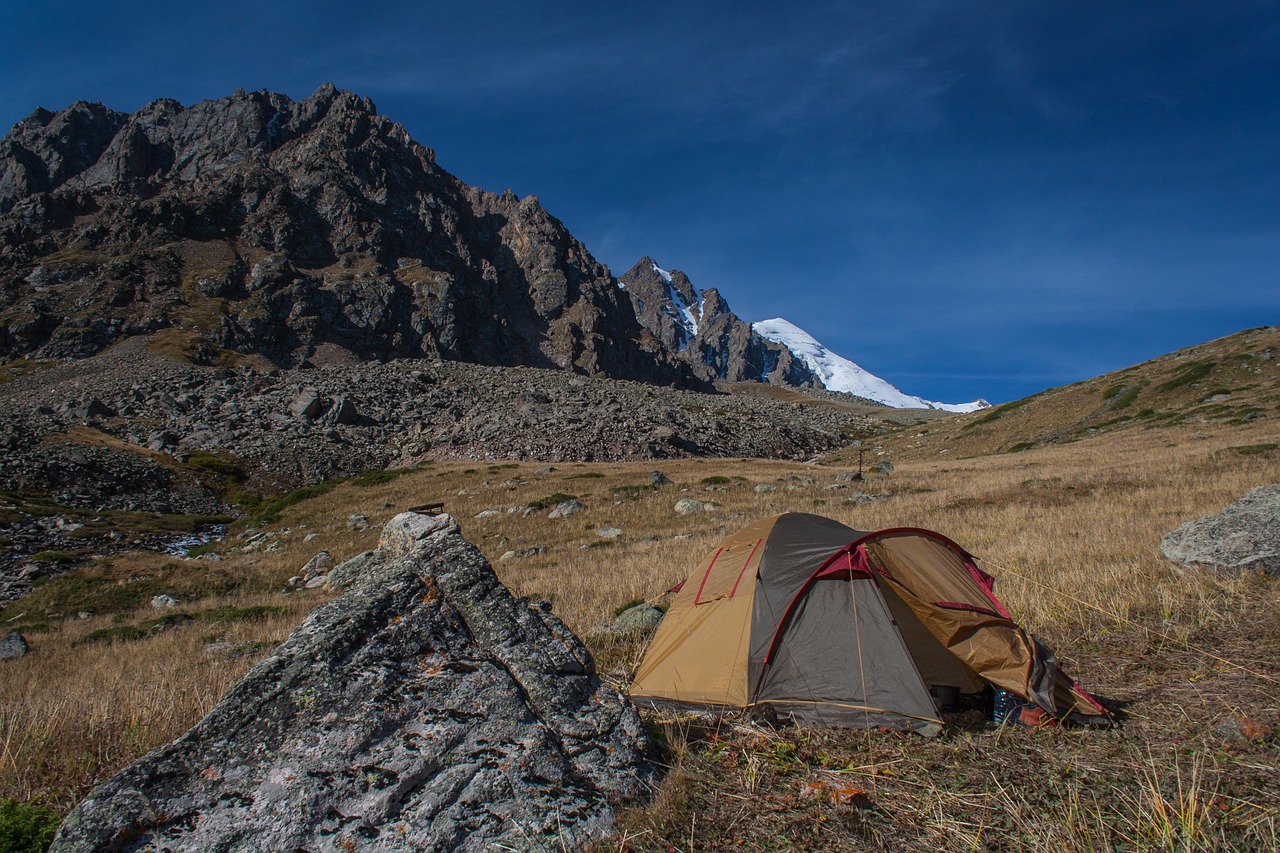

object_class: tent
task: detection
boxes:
[628,512,1107,735]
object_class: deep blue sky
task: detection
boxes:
[2,1,1277,404]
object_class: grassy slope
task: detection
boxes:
[861,325,1280,462]
[0,330,1278,849]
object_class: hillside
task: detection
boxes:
[3,391,1277,849]
[862,325,1279,463]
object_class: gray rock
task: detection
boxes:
[674,498,717,515]
[300,550,333,581]
[290,388,325,420]
[0,631,29,659]
[327,395,360,425]
[754,483,776,492]
[548,499,584,519]
[303,575,329,589]
[1161,484,1280,575]
[150,594,179,608]
[871,460,894,474]
[324,550,376,591]
[607,604,665,637]
[596,526,623,539]
[648,470,673,486]
[347,512,371,531]
[49,515,652,852]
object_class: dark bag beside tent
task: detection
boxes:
[629,512,1107,735]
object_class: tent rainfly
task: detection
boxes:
[628,512,1108,735]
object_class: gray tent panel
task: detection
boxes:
[754,577,942,734]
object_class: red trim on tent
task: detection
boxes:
[962,559,1012,619]
[1071,683,1110,716]
[843,528,1015,621]
[933,600,1006,619]
[667,579,685,594]
[752,545,865,702]
[693,548,724,605]
[729,538,765,598]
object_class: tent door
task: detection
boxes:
[753,577,941,731]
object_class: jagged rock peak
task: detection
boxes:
[0,86,695,386]
[619,257,818,387]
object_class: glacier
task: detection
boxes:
[752,318,988,412]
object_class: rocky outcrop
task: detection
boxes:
[0,85,692,386]
[1161,484,1280,575]
[619,257,818,386]
[49,512,652,852]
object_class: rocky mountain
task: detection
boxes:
[620,257,985,411]
[753,318,988,412]
[618,257,819,387]
[0,85,691,384]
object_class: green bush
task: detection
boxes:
[28,551,76,564]
[351,469,406,488]
[700,476,731,486]
[185,451,245,481]
[250,482,339,525]
[527,493,578,510]
[0,798,61,853]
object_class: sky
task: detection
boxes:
[1,1,1277,404]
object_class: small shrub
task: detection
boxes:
[251,482,339,525]
[527,493,578,510]
[700,476,731,486]
[1157,361,1214,392]
[567,472,604,479]
[185,451,245,481]
[29,550,77,564]
[75,613,194,646]
[351,469,404,488]
[0,798,61,853]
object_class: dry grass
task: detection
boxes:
[2,413,1278,848]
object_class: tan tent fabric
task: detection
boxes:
[628,513,1108,731]
[630,516,775,707]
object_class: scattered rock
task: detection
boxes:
[549,499,585,519]
[300,550,332,580]
[607,603,665,637]
[150,594,179,608]
[290,388,325,420]
[0,631,29,659]
[303,575,329,589]
[324,550,376,591]
[871,460,894,475]
[649,470,673,486]
[326,395,360,425]
[50,514,652,851]
[1216,713,1273,743]
[754,483,776,492]
[1160,484,1280,575]
[674,498,718,515]
[596,526,623,539]
[346,512,371,531]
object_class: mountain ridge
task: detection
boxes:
[1,84,983,409]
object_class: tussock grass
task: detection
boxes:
[1,414,1278,847]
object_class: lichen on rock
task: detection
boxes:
[49,512,653,852]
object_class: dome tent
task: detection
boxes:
[628,513,1107,734]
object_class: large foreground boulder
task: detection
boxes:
[51,512,652,852]
[1161,484,1280,575]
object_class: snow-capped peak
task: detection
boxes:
[752,318,988,412]
[651,261,673,283]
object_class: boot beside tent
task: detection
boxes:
[629,512,1107,735]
